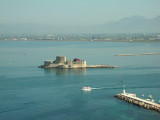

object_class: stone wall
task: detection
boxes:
[115,94,160,113]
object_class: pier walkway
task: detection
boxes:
[86,65,118,68]
[124,93,160,107]
[115,53,160,56]
[115,91,160,113]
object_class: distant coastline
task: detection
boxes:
[1,39,160,43]
[1,33,160,43]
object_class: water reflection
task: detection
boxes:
[44,68,87,76]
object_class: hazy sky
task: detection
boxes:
[1,0,160,26]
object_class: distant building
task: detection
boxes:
[22,38,27,41]
[43,56,86,68]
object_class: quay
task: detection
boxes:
[115,89,160,113]
[115,53,160,56]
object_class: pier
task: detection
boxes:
[115,90,160,113]
[115,53,160,56]
[86,65,118,68]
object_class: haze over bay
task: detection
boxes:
[1,0,160,33]
[1,0,160,120]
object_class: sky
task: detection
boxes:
[0,0,160,26]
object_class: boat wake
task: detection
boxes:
[82,83,160,92]
[86,85,160,91]
[91,87,110,90]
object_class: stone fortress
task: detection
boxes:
[39,56,118,69]
[42,56,86,68]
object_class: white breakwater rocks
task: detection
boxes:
[115,93,160,113]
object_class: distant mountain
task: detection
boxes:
[93,15,160,33]
[0,15,160,33]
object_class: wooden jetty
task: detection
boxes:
[115,53,160,56]
[115,90,160,113]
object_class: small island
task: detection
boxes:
[39,56,118,69]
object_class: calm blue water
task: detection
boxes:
[0,41,160,120]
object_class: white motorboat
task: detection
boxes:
[81,87,92,91]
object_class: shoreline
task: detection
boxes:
[1,39,160,43]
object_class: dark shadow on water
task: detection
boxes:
[44,68,87,76]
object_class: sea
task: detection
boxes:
[0,40,160,120]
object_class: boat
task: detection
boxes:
[81,87,92,91]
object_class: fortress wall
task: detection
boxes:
[71,60,86,68]
[44,60,54,66]
[49,64,59,68]
[43,57,87,68]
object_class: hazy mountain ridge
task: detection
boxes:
[95,15,160,33]
[0,15,160,34]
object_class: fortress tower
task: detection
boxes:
[56,56,66,63]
